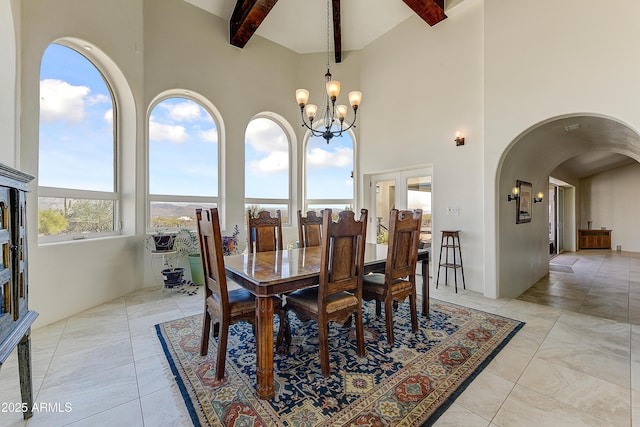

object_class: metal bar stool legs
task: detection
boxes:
[436,230,465,293]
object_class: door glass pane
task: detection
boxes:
[375,179,395,244]
[407,176,432,244]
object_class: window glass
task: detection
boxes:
[306,132,353,200]
[305,129,354,211]
[245,118,289,199]
[244,116,291,224]
[38,43,117,240]
[39,44,114,191]
[149,97,218,197]
[148,96,219,229]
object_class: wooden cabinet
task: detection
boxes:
[0,164,37,419]
[578,229,612,250]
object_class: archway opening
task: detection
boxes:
[497,114,640,299]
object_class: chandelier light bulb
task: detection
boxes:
[348,91,362,108]
[326,80,341,99]
[336,105,348,120]
[296,89,309,107]
[305,104,318,120]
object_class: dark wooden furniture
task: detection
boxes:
[283,209,367,376]
[196,208,285,380]
[0,164,37,419]
[578,229,612,250]
[362,209,421,346]
[247,210,283,253]
[297,210,322,248]
[436,230,466,293]
[224,242,430,399]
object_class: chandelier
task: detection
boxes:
[295,0,362,143]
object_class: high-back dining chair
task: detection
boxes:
[362,209,422,346]
[196,208,285,380]
[282,209,368,376]
[247,210,283,253]
[297,210,323,248]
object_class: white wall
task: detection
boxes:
[359,1,485,293]
[581,162,640,252]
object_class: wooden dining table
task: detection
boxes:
[224,243,430,399]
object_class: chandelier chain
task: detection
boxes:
[326,0,331,70]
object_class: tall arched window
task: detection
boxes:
[304,128,355,213]
[147,95,219,229]
[38,42,118,242]
[244,116,291,223]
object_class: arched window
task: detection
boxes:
[304,128,355,214]
[147,95,219,229]
[244,116,291,223]
[38,42,118,241]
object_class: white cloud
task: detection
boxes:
[40,79,90,123]
[250,151,288,174]
[162,101,203,122]
[245,118,288,153]
[149,119,188,144]
[306,146,353,170]
[104,108,113,124]
[198,128,218,143]
[87,94,109,106]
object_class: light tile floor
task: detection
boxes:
[519,250,640,324]
[0,254,637,426]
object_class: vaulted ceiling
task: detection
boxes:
[185,0,447,62]
[184,0,638,180]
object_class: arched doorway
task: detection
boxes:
[497,114,640,299]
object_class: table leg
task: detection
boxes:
[255,296,275,399]
[421,258,429,317]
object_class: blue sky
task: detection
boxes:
[39,43,354,201]
[39,44,114,191]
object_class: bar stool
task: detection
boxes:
[436,230,465,293]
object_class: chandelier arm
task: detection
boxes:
[299,109,322,136]
[299,109,329,138]
[337,110,358,133]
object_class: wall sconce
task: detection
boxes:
[507,186,519,202]
[454,131,465,146]
[533,192,544,203]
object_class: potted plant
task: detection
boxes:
[145,231,185,288]
[174,228,204,285]
[150,230,177,252]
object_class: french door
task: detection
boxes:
[370,168,432,245]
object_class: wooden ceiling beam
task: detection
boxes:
[230,0,278,48]
[402,0,447,26]
[332,0,342,63]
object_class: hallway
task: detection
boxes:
[517,250,640,324]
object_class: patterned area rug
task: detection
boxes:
[156,299,523,426]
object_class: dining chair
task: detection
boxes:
[297,209,323,248]
[362,208,422,346]
[196,208,286,380]
[247,209,283,253]
[281,208,368,377]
